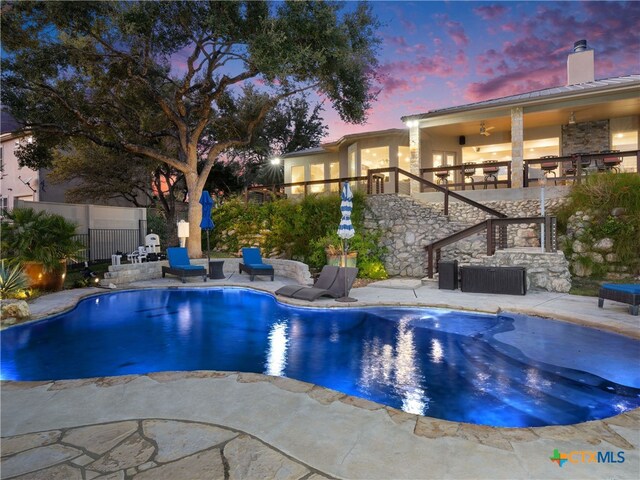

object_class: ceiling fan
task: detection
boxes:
[480,122,495,136]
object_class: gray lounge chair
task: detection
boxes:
[276,265,358,301]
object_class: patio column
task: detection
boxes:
[510,107,524,188]
[408,122,420,194]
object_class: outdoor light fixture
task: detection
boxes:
[177,220,189,248]
[405,120,419,128]
[270,157,282,166]
[568,112,576,125]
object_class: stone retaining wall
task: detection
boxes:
[102,258,311,287]
[363,195,460,276]
[561,210,633,279]
[364,194,572,291]
[468,249,572,293]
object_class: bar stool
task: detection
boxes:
[482,162,499,189]
[540,155,558,185]
[435,170,449,185]
[462,163,477,190]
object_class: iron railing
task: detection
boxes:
[424,216,557,278]
[69,219,148,264]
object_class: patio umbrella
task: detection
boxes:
[199,191,215,277]
[336,181,357,302]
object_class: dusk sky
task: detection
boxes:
[321,0,640,142]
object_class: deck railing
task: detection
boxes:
[247,151,638,200]
[419,160,512,192]
[523,149,639,187]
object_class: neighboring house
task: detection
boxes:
[0,110,148,210]
[0,111,41,210]
[283,40,639,196]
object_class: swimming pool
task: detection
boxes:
[1,288,638,427]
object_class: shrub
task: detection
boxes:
[0,264,28,298]
[212,192,388,278]
[556,173,640,276]
[1,208,84,273]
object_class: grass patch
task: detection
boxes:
[570,277,635,297]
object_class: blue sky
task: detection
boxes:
[321,0,640,141]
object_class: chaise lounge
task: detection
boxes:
[162,247,207,283]
[239,247,274,281]
[598,283,640,316]
[276,265,358,301]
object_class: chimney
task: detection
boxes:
[567,39,595,85]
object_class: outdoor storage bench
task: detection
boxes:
[460,266,526,295]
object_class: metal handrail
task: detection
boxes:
[424,216,557,278]
[367,167,507,218]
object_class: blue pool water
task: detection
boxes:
[1,288,639,427]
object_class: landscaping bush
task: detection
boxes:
[0,264,29,299]
[212,192,388,278]
[556,173,640,278]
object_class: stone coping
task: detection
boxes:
[8,281,640,340]
[2,373,639,480]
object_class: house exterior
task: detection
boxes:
[283,40,639,197]
[0,110,150,211]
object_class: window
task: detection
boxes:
[433,151,456,167]
[291,165,304,194]
[329,162,340,191]
[348,150,356,177]
[612,131,638,172]
[361,146,389,180]
[398,146,410,171]
[524,138,559,159]
[309,163,324,193]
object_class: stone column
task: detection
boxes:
[409,122,421,194]
[510,107,524,188]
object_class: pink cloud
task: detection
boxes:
[465,65,565,102]
[473,5,507,20]
[444,20,469,47]
[385,35,408,49]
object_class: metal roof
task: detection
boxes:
[401,74,640,121]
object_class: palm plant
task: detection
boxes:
[1,208,84,273]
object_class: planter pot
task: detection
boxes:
[326,252,357,268]
[23,261,67,292]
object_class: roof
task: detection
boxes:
[1,110,21,135]
[282,128,408,159]
[401,74,640,122]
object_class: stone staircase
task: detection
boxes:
[365,193,571,292]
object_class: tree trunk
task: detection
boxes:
[186,176,203,258]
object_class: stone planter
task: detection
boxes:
[326,251,357,268]
[23,261,67,292]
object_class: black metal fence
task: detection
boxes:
[70,220,148,265]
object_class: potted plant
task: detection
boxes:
[314,234,358,268]
[1,208,84,291]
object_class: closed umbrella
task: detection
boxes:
[336,181,357,302]
[199,191,215,278]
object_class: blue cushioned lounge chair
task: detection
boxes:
[598,284,640,316]
[162,247,207,283]
[239,247,274,281]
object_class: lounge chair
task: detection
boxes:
[239,247,274,281]
[162,247,207,283]
[598,284,640,316]
[276,265,358,301]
